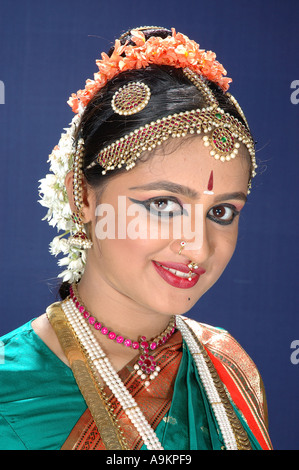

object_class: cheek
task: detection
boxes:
[211,224,239,270]
[95,234,164,275]
[220,230,238,265]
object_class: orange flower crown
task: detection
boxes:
[68,28,232,114]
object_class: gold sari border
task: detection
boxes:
[46,302,126,450]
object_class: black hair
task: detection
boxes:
[59,26,252,300]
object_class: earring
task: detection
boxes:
[69,212,93,249]
[68,138,93,249]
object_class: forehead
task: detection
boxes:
[106,136,251,195]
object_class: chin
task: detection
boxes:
[144,293,201,317]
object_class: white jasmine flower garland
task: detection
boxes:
[38,114,87,283]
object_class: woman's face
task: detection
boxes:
[84,136,250,316]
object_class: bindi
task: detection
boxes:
[203,171,214,195]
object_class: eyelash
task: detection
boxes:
[207,204,240,226]
[128,197,240,225]
[128,197,186,218]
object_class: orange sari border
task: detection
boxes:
[184,318,273,450]
[205,349,272,450]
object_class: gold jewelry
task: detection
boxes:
[87,69,256,193]
[187,261,199,281]
[60,297,251,450]
[179,241,199,281]
[68,137,93,249]
[46,302,128,450]
[178,240,187,255]
[111,81,151,116]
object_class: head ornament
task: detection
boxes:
[111,81,151,116]
[89,70,255,177]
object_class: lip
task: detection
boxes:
[155,261,206,276]
[152,260,206,289]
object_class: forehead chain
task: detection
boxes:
[85,67,256,190]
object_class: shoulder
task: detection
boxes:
[1,320,37,354]
[0,308,73,412]
[0,309,70,381]
[183,316,257,372]
[182,317,268,425]
[32,311,70,367]
[0,318,49,406]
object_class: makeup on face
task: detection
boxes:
[204,170,214,195]
[91,137,250,312]
[151,260,206,289]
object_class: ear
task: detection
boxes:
[65,171,96,223]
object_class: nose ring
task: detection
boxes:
[178,241,187,255]
[179,241,199,281]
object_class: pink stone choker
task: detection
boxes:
[69,283,176,387]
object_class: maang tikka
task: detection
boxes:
[68,137,93,249]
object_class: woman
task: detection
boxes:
[0,26,272,450]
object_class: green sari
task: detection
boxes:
[140,341,263,450]
[0,303,272,450]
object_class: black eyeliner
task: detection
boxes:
[207,204,240,226]
[128,196,187,218]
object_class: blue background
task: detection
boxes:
[0,0,298,450]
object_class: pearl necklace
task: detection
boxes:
[70,283,176,387]
[62,298,164,450]
[175,316,238,450]
[62,298,238,450]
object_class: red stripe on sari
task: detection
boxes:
[205,347,272,450]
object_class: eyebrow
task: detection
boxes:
[129,181,200,199]
[213,192,247,203]
[129,181,247,203]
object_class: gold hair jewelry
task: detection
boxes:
[68,138,93,249]
[87,69,256,193]
[111,81,151,116]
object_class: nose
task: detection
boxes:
[173,221,214,266]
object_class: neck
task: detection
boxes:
[73,268,174,369]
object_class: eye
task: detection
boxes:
[128,197,187,218]
[207,204,240,225]
[150,198,180,214]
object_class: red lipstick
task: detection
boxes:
[152,260,206,289]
